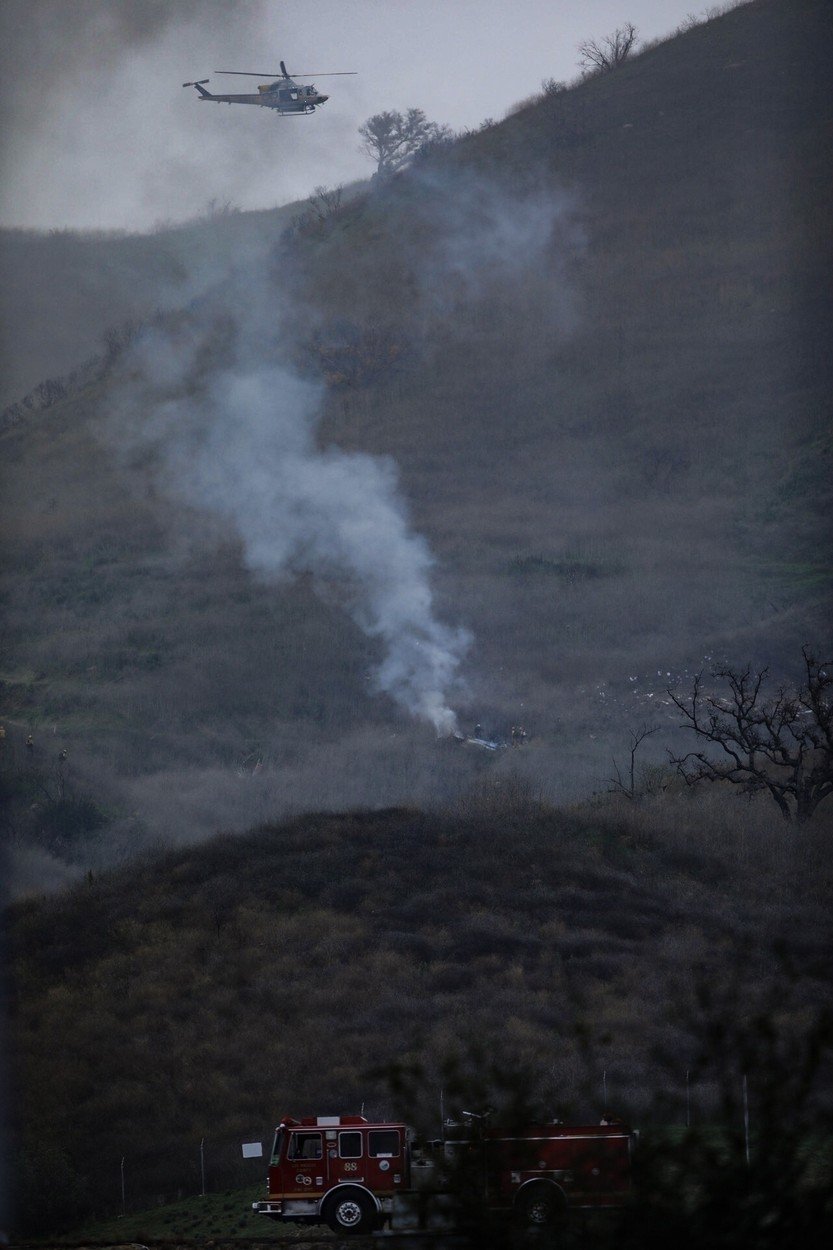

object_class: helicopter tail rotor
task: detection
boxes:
[182,78,210,87]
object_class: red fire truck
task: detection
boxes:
[252,1113,636,1233]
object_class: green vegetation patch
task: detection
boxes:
[41,1184,300,1243]
[754,560,833,593]
[509,550,626,582]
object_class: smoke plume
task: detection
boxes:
[104,165,584,738]
[113,296,469,735]
[400,162,584,327]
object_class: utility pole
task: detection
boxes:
[120,1156,126,1217]
[200,1138,206,1197]
[742,1075,750,1168]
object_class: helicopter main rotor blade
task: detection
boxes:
[214,69,356,77]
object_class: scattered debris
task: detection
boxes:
[453,731,504,751]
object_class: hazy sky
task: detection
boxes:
[1,0,716,233]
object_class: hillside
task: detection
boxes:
[7,792,832,1236]
[0,189,368,411]
[1,0,831,892]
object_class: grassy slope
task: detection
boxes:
[1,0,831,871]
[329,0,833,572]
[37,1186,288,1245]
[317,0,832,567]
[0,191,369,411]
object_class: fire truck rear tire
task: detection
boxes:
[515,1181,564,1228]
[322,1188,378,1234]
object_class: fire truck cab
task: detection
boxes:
[252,1113,635,1234]
[253,1115,408,1233]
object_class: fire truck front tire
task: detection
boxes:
[515,1181,565,1228]
[322,1187,378,1234]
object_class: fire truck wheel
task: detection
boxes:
[516,1181,564,1228]
[322,1188,378,1234]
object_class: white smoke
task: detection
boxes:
[114,316,469,735]
[105,167,582,738]
[401,163,584,326]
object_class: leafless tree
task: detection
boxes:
[203,197,240,219]
[358,108,451,177]
[540,77,567,97]
[308,184,344,223]
[608,723,661,800]
[669,648,833,822]
[578,23,639,74]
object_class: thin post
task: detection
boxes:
[742,1074,750,1168]
[686,1069,691,1128]
[120,1155,126,1216]
[603,1069,608,1111]
[200,1138,206,1197]
[440,1088,445,1141]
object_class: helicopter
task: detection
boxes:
[182,60,356,115]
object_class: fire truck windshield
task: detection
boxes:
[270,1128,284,1164]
